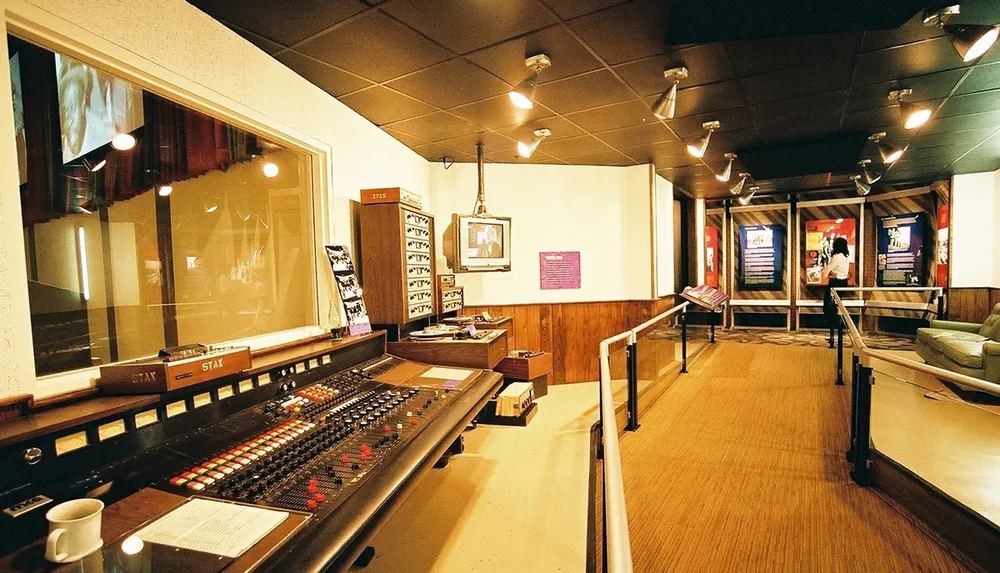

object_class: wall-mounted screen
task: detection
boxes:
[878,212,926,286]
[453,214,511,272]
[804,218,856,285]
[737,224,783,290]
[55,53,144,163]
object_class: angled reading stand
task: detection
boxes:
[679,285,729,343]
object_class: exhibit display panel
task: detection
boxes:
[877,212,927,287]
[9,35,317,376]
[729,203,791,329]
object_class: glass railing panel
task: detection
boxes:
[870,356,1000,527]
[608,337,630,429]
[634,319,681,417]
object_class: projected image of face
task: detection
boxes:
[468,222,503,259]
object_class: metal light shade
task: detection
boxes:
[517,138,541,158]
[716,154,736,182]
[945,24,1000,62]
[508,72,538,110]
[853,178,871,196]
[651,83,677,120]
[861,163,882,184]
[686,131,712,158]
[737,189,755,206]
[729,174,747,195]
[111,132,136,151]
[900,100,931,129]
[877,141,903,164]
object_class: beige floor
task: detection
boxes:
[362,382,598,573]
[869,351,1000,526]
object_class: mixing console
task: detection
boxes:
[162,356,456,517]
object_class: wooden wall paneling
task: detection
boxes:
[948,288,992,323]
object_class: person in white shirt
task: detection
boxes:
[822,237,852,342]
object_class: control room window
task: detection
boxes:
[9,36,317,377]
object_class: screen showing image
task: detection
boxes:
[887,226,911,252]
[55,53,144,163]
[467,222,504,259]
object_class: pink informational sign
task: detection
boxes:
[539,251,581,290]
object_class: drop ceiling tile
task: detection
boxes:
[485,148,565,164]
[339,86,437,126]
[383,128,429,148]
[298,11,451,82]
[620,142,697,168]
[846,68,966,111]
[937,89,1000,118]
[568,0,672,65]
[949,153,1000,175]
[543,0,627,20]
[638,80,744,118]
[613,44,736,95]
[564,150,639,166]
[535,69,635,114]
[907,127,997,149]
[465,25,602,85]
[497,115,586,143]
[435,131,518,156]
[386,112,481,141]
[593,123,674,148]
[275,51,374,96]
[668,108,753,139]
[189,0,367,45]
[853,36,968,86]
[381,0,555,54]
[750,91,847,131]
[448,95,554,130]
[901,144,966,163]
[540,135,613,159]
[724,33,859,78]
[411,143,474,162]
[921,109,1000,135]
[741,58,852,105]
[956,62,1000,95]
[860,12,943,52]
[563,99,660,133]
[386,58,510,109]
[224,23,285,54]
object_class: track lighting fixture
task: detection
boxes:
[730,172,750,195]
[717,153,737,182]
[869,132,903,164]
[686,121,719,158]
[651,67,688,120]
[517,128,551,158]
[858,159,882,185]
[851,175,871,196]
[737,185,759,206]
[508,54,551,110]
[888,88,931,130]
[923,5,1000,62]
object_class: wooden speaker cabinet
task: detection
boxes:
[360,195,436,326]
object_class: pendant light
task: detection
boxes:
[851,175,871,196]
[729,172,750,195]
[923,5,1000,62]
[858,159,881,184]
[517,128,551,158]
[716,153,737,182]
[888,88,931,130]
[737,185,759,206]
[869,132,904,164]
[508,54,551,110]
[686,121,720,158]
[651,67,688,120]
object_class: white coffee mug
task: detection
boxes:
[45,498,104,563]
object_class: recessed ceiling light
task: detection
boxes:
[716,152,737,182]
[651,67,688,120]
[508,54,551,110]
[686,120,719,158]
[111,132,136,151]
[517,128,551,158]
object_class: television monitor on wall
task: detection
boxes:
[453,214,511,272]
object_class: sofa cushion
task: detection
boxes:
[917,328,987,344]
[978,303,1000,341]
[935,340,985,369]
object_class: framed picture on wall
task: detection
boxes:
[804,218,857,285]
[737,224,784,290]
[877,212,926,287]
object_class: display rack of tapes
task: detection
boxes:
[437,274,464,315]
[360,191,436,326]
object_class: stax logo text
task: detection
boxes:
[202,358,224,372]
[131,371,157,383]
[371,192,388,199]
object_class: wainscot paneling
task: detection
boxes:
[948,288,1000,323]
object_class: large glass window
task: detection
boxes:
[9,36,317,376]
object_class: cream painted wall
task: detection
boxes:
[0,0,430,397]
[429,162,654,305]
[653,174,675,297]
[951,171,998,288]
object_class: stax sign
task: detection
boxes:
[202,358,224,372]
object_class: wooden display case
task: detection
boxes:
[360,194,436,327]
[439,285,464,315]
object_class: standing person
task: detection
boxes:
[822,237,851,347]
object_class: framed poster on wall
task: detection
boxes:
[804,218,857,285]
[705,226,720,288]
[936,204,949,287]
[877,212,926,286]
[737,224,784,290]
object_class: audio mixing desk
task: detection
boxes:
[0,332,501,572]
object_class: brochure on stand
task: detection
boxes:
[679,285,729,311]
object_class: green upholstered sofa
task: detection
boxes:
[915,303,1000,384]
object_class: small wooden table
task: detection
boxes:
[494,352,552,398]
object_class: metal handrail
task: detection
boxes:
[598,332,634,573]
[630,302,690,339]
[832,289,1000,398]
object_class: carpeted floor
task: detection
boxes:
[620,342,978,573]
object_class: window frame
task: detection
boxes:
[2,7,336,399]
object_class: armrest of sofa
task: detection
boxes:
[929,320,982,333]
[983,341,1000,357]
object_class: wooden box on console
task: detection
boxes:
[388,329,508,370]
[495,353,551,398]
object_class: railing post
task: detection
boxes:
[625,340,640,431]
[836,317,845,386]
[851,363,874,486]
[710,312,717,343]
[680,311,688,374]
[847,353,859,462]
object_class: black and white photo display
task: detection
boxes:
[325,245,371,335]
